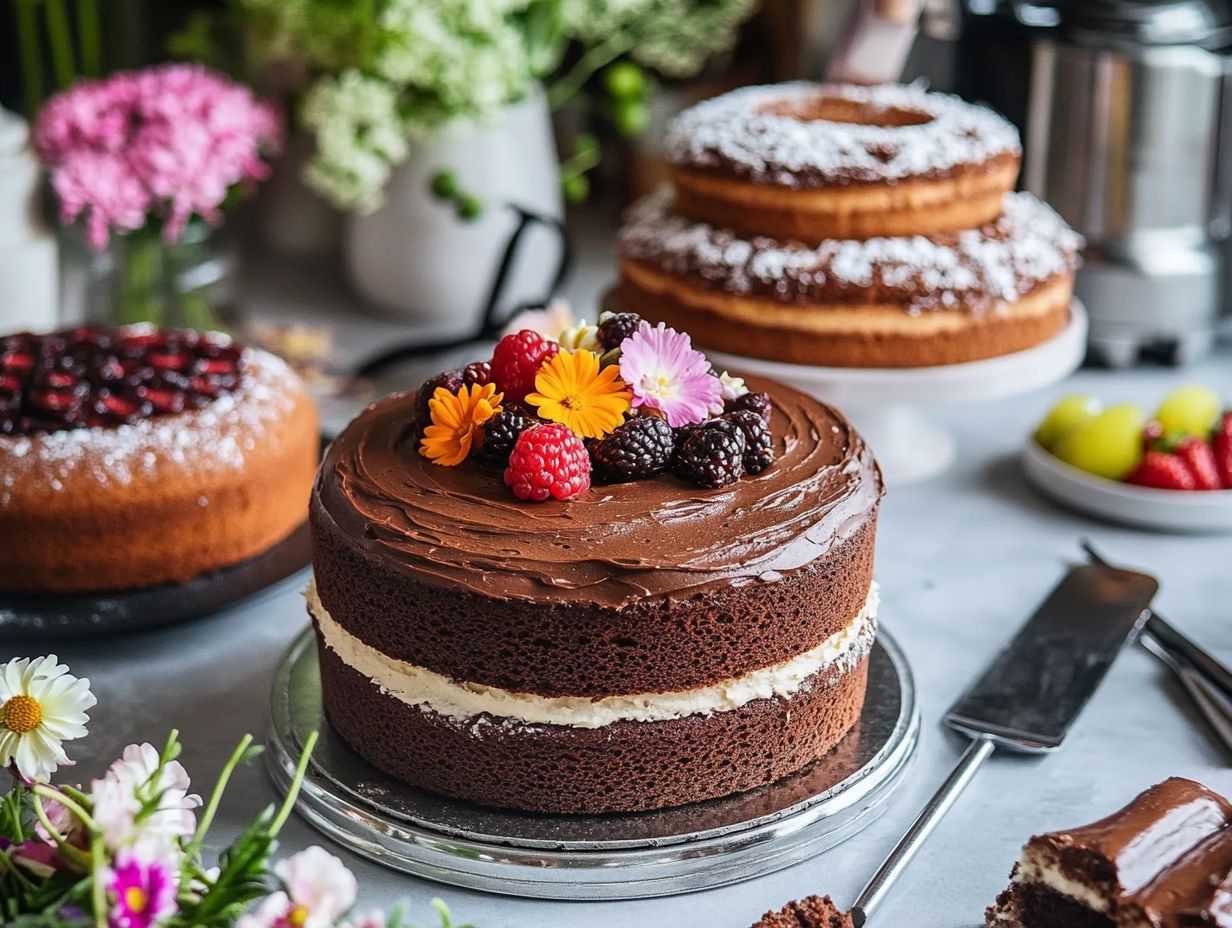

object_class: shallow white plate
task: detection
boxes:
[1022,439,1232,534]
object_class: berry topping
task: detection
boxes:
[490,330,560,404]
[504,423,591,501]
[722,409,775,474]
[596,312,645,351]
[673,420,746,488]
[475,407,536,468]
[725,390,772,424]
[590,415,674,482]
[463,360,492,386]
[413,369,465,426]
[0,325,243,436]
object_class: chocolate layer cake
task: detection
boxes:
[987,778,1232,927]
[310,376,882,814]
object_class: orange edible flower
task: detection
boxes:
[526,349,632,439]
[419,383,503,466]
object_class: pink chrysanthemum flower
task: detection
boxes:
[618,322,722,427]
[107,852,178,928]
[33,64,281,249]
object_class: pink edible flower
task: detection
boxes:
[238,846,358,928]
[33,63,282,249]
[618,322,722,427]
[106,851,178,928]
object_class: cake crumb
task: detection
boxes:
[749,895,854,928]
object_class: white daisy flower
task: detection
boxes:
[0,655,96,782]
[92,742,203,852]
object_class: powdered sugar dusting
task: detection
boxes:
[0,348,303,505]
[618,188,1082,312]
[667,82,1021,185]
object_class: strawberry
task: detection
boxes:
[1125,451,1198,491]
[1175,436,1223,490]
[1214,412,1232,489]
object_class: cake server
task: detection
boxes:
[847,561,1158,927]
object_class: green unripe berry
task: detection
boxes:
[613,99,649,137]
[456,193,483,222]
[563,173,590,203]
[604,62,647,101]
[430,169,459,201]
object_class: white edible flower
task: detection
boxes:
[707,370,748,415]
[502,298,576,340]
[557,322,602,352]
[91,742,202,853]
[0,655,95,782]
[238,847,358,928]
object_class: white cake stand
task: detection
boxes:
[709,301,1088,485]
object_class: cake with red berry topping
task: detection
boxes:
[0,324,318,593]
[308,312,883,814]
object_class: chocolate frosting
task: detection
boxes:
[314,376,881,609]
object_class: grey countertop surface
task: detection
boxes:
[10,245,1232,928]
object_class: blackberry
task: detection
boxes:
[414,369,465,425]
[673,423,745,488]
[590,416,674,482]
[723,409,775,474]
[475,407,535,467]
[725,390,772,424]
[596,312,644,350]
[463,360,492,386]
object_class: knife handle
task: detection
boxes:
[850,736,996,927]
[1140,629,1232,759]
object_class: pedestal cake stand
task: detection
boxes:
[708,302,1088,486]
[267,628,920,900]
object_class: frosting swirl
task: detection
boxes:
[314,376,881,609]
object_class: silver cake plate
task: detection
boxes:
[267,628,920,900]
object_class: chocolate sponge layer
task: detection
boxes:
[317,640,870,815]
[311,512,876,698]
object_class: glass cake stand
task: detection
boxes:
[266,628,920,900]
[707,301,1088,486]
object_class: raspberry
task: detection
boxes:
[490,330,559,404]
[475,407,535,468]
[723,409,775,474]
[463,360,492,386]
[590,415,674,482]
[726,390,771,424]
[674,422,745,488]
[414,369,465,425]
[504,423,591,501]
[596,312,644,350]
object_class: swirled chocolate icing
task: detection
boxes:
[314,376,881,609]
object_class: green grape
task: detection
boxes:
[1053,403,1146,480]
[562,173,590,203]
[613,99,649,137]
[604,62,647,102]
[1155,385,1221,437]
[430,169,459,201]
[1033,394,1101,451]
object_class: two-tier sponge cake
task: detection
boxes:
[309,315,883,814]
[617,82,1083,369]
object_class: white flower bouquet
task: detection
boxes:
[210,0,758,213]
[0,656,470,928]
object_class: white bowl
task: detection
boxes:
[1022,439,1232,534]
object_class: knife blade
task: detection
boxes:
[850,561,1158,925]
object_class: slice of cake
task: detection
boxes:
[749,896,854,928]
[987,778,1232,927]
[309,314,883,814]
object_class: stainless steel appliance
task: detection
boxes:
[942,0,1232,365]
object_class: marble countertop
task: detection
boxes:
[15,246,1232,928]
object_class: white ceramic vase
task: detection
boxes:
[344,86,565,334]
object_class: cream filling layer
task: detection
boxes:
[308,582,878,729]
[1014,851,1111,914]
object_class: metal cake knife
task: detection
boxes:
[848,562,1158,926]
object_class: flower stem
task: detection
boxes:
[185,733,252,859]
[30,793,90,870]
[15,0,45,118]
[269,730,318,837]
[42,0,76,90]
[77,0,100,75]
[32,784,97,833]
[547,33,635,110]
[90,831,106,928]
